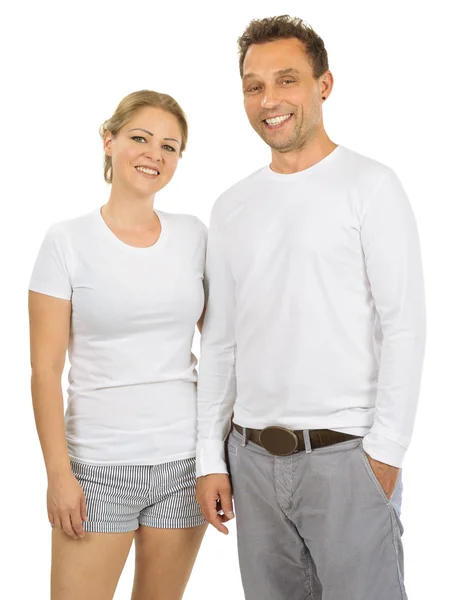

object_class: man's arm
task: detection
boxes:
[360,170,426,474]
[196,200,237,533]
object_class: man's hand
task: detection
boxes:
[365,452,400,500]
[196,473,234,534]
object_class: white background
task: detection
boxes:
[1,0,448,598]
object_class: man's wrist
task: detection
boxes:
[196,438,228,477]
[363,432,407,468]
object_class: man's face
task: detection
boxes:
[242,38,326,152]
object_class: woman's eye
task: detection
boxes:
[163,145,176,152]
[131,136,146,143]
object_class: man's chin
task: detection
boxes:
[262,137,298,153]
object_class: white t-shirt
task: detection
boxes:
[29,208,207,465]
[196,146,426,475]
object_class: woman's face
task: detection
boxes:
[105,106,182,198]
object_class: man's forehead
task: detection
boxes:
[243,39,308,76]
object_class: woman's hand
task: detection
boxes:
[47,471,88,539]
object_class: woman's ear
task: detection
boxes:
[103,131,113,156]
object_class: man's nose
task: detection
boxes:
[260,86,281,109]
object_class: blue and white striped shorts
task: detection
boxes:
[70,457,206,533]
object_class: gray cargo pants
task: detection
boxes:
[227,427,406,600]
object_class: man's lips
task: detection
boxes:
[262,113,294,129]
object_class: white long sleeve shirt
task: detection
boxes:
[196,146,426,476]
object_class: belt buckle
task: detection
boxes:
[259,426,299,456]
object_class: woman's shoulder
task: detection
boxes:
[44,209,99,238]
[157,210,207,241]
[36,210,99,255]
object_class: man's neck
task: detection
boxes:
[270,133,337,175]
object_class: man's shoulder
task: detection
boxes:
[212,166,267,216]
[339,146,395,183]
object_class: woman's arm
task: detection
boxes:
[29,290,87,538]
[29,291,71,476]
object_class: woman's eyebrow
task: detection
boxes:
[128,128,180,145]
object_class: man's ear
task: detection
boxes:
[320,70,334,102]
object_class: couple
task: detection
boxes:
[29,15,425,600]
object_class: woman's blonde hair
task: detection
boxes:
[99,90,188,184]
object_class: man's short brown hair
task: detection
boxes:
[238,15,329,79]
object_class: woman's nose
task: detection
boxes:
[143,141,162,162]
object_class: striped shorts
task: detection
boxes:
[70,457,206,533]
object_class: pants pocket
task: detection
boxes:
[225,438,239,492]
[357,441,401,505]
[227,441,237,456]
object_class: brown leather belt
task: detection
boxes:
[233,424,361,456]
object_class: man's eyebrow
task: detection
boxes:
[274,68,300,76]
[128,128,180,145]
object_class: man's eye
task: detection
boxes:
[246,85,261,93]
[281,79,295,85]
[131,136,146,143]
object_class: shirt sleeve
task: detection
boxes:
[29,223,73,300]
[197,217,208,269]
[196,202,237,477]
[198,218,208,246]
[360,170,426,467]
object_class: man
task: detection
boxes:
[196,15,425,600]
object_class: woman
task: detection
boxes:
[28,90,208,600]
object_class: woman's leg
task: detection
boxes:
[51,529,134,600]
[51,460,148,599]
[131,457,208,599]
[131,524,208,600]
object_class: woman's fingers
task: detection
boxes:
[53,515,63,533]
[70,503,85,538]
[80,493,88,523]
[61,512,78,538]
[47,474,88,539]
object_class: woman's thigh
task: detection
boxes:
[51,528,134,600]
[131,524,208,600]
